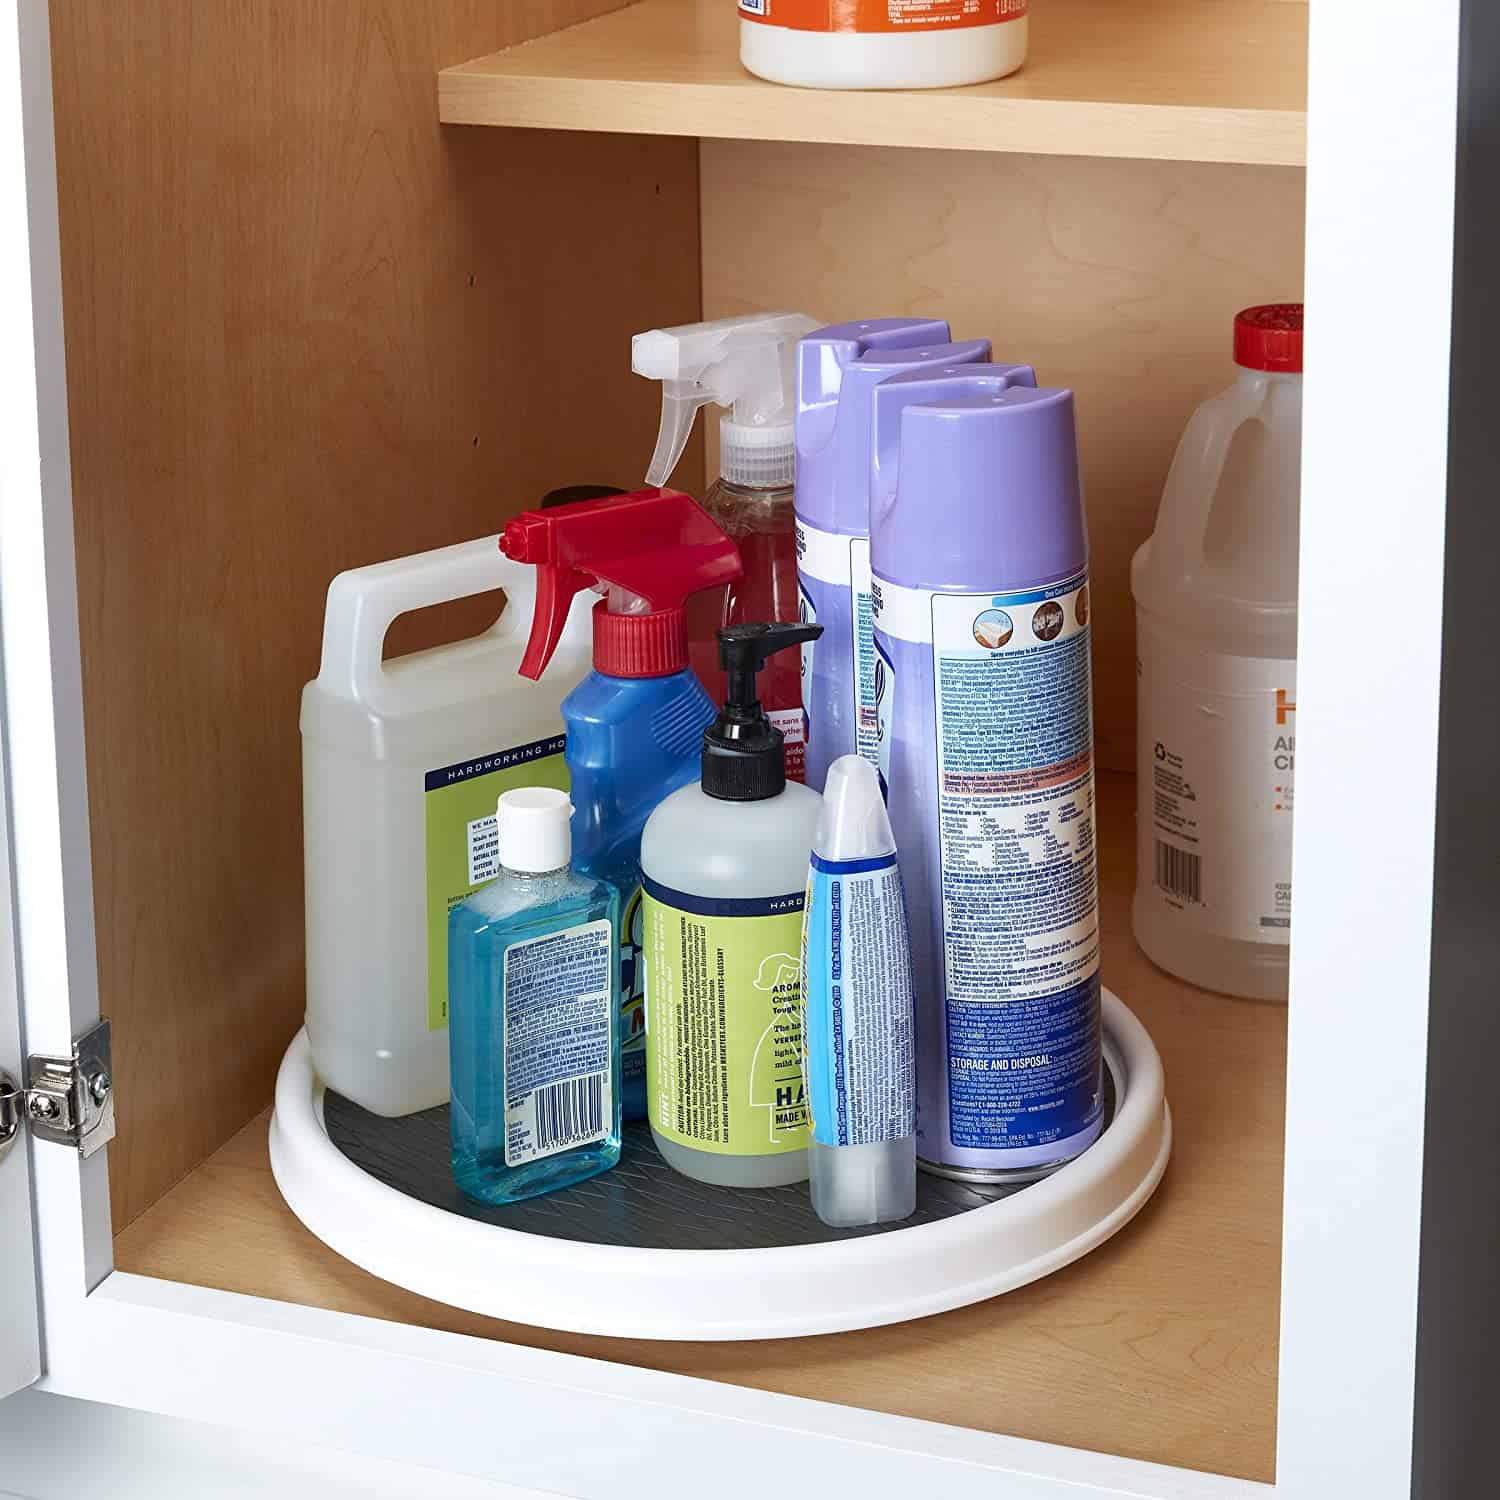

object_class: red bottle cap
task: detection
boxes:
[592,604,690,678]
[500,488,743,681]
[1234,303,1304,373]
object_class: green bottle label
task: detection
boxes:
[424,735,569,1031]
[642,878,809,1156]
[620,882,646,1084]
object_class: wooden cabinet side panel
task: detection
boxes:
[701,142,1305,772]
[48,0,701,1230]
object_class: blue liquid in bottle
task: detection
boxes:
[448,856,621,1205]
[495,483,739,1123]
[564,667,715,1121]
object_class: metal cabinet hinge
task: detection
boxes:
[0,1019,116,1161]
[0,1069,19,1165]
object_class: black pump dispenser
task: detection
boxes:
[702,622,823,801]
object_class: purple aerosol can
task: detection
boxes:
[794,318,987,793]
[869,368,1103,1182]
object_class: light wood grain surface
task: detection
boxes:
[440,0,1308,166]
[50,0,703,1231]
[117,772,1285,1482]
[701,144,1305,771]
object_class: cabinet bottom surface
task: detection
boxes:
[113,771,1284,1482]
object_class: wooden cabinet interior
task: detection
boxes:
[700,142,1304,770]
[47,0,1295,1484]
[440,0,1308,166]
[48,0,704,1231]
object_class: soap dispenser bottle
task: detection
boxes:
[501,488,745,1122]
[640,621,824,1188]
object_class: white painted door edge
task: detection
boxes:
[45,1270,1268,1500]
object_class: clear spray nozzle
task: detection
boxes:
[633,311,820,488]
[646,383,717,488]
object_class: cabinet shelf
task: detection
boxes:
[438,0,1308,166]
[113,772,1285,1483]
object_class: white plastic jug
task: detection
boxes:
[301,536,593,1115]
[1131,305,1302,1002]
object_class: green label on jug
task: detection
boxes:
[642,878,808,1156]
[424,735,569,1031]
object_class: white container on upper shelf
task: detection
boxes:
[738,0,1028,91]
[1132,305,1303,1002]
[300,537,593,1116]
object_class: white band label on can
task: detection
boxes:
[798,521,882,768]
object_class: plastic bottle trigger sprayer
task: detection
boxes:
[500,488,744,1122]
[633,310,820,491]
[633,311,820,776]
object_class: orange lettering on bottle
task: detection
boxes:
[739,0,1026,33]
[1276,689,1296,725]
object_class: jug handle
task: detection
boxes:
[1151,374,1270,579]
[317,536,539,705]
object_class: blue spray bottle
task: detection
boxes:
[501,488,744,1119]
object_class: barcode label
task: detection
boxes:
[740,0,767,12]
[534,1072,606,1155]
[1154,840,1202,904]
[502,918,613,1167]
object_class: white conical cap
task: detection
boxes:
[814,755,896,861]
[497,786,572,874]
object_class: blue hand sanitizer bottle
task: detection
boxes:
[447,786,621,1204]
[500,488,745,1121]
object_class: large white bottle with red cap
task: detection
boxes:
[1132,305,1303,1002]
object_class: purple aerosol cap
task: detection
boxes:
[870,370,1085,593]
[815,340,993,537]
[796,318,952,529]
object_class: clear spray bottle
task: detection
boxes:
[633,311,819,778]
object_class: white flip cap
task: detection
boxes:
[815,754,896,862]
[497,786,573,874]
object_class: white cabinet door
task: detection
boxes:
[0,0,88,1401]
[0,734,41,1401]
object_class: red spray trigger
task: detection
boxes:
[500,488,743,681]
[500,510,594,679]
